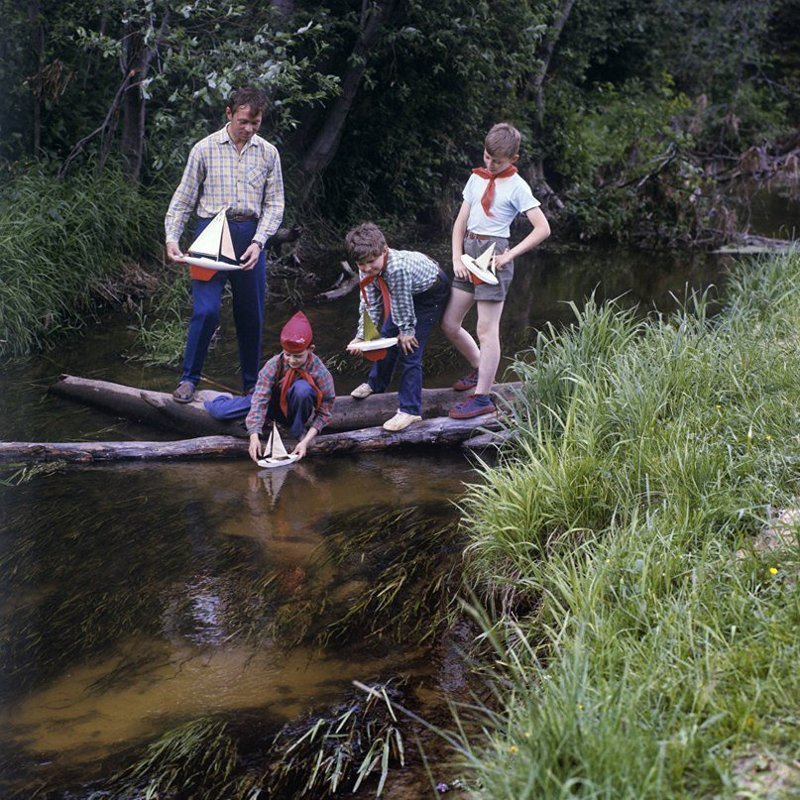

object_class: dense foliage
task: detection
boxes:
[1,0,797,233]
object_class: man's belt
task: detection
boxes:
[466,231,493,240]
[226,212,258,222]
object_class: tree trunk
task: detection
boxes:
[28,0,44,155]
[529,0,575,188]
[119,12,169,182]
[298,0,398,196]
[0,417,504,463]
[48,374,521,436]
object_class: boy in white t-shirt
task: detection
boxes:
[442,122,551,418]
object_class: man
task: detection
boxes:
[165,87,285,403]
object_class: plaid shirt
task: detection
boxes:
[356,248,439,338]
[245,352,336,435]
[165,126,284,248]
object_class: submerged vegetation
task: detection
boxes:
[454,250,800,797]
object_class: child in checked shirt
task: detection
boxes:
[346,222,450,432]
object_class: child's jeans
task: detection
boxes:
[267,379,316,439]
[366,268,450,415]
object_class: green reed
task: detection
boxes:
[451,251,800,797]
[0,166,163,357]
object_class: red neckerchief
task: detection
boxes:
[358,251,391,325]
[278,354,324,417]
[472,164,518,217]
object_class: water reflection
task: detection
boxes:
[0,452,470,795]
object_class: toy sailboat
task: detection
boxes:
[256,422,298,469]
[183,208,244,272]
[348,309,398,361]
[461,242,499,285]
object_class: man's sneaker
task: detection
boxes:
[383,411,423,431]
[453,368,479,392]
[449,394,496,419]
[350,382,374,399]
[172,380,196,403]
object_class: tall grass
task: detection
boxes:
[0,166,163,357]
[455,250,800,797]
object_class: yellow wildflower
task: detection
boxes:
[769,566,778,575]
[509,745,519,754]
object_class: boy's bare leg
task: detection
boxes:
[441,288,479,365]
[474,299,505,395]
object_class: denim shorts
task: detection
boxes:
[451,235,513,301]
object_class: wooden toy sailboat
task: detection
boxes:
[256,421,298,469]
[183,208,244,272]
[461,241,499,285]
[348,309,398,361]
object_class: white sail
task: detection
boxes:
[269,422,290,459]
[474,242,496,271]
[189,209,227,258]
[220,215,236,260]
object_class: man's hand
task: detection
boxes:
[240,242,262,270]
[166,242,185,263]
[398,332,418,354]
[347,338,366,358]
[248,433,262,464]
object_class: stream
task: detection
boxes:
[0,239,750,797]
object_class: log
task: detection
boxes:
[49,375,521,437]
[0,416,505,463]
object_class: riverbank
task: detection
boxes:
[454,250,800,797]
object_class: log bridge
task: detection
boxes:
[0,375,518,464]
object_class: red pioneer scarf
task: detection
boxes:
[358,251,391,325]
[278,358,324,417]
[472,164,518,217]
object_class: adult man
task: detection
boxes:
[165,87,285,403]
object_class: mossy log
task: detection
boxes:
[48,374,520,436]
[0,416,504,463]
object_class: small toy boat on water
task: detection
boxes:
[256,422,298,469]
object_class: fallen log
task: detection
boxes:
[0,416,504,463]
[49,375,521,437]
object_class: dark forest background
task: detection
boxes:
[1,0,798,356]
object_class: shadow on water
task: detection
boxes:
[0,243,735,796]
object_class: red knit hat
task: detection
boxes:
[280,311,313,353]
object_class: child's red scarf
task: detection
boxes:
[278,356,324,417]
[472,165,517,217]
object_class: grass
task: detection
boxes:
[0,166,164,358]
[452,250,800,798]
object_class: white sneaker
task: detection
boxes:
[383,411,422,431]
[351,382,374,399]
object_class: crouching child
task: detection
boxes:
[246,311,335,462]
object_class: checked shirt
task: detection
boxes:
[165,126,285,248]
[245,352,336,435]
[356,248,440,338]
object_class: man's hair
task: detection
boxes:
[227,87,268,116]
[345,222,387,262]
[485,122,521,159]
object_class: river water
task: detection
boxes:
[0,242,738,797]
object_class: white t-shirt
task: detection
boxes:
[463,172,540,238]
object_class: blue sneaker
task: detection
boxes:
[449,394,496,419]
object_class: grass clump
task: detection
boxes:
[455,250,800,798]
[0,166,163,357]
